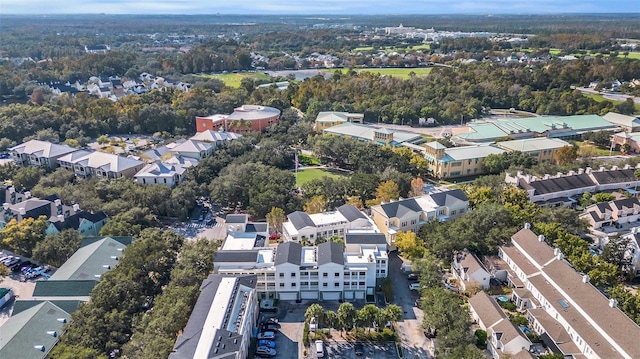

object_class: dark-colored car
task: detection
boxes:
[354,342,364,356]
[255,347,276,357]
[257,339,276,348]
[407,273,419,280]
[261,322,281,331]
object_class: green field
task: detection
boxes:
[199,72,271,88]
[296,168,346,186]
[582,93,640,113]
[356,67,432,79]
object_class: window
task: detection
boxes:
[291,283,296,287]
[323,283,328,287]
[359,282,365,286]
[334,283,340,287]
[335,273,340,277]
[301,281,309,286]
[291,273,296,277]
[279,273,284,277]
[359,272,365,276]
[323,273,328,277]
[380,270,386,274]
[451,210,456,216]
[451,161,462,167]
[279,283,284,287]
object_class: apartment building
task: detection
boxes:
[57,150,144,179]
[370,189,469,248]
[498,225,640,359]
[169,274,258,359]
[495,137,571,164]
[580,197,640,229]
[0,190,80,229]
[9,140,77,170]
[282,204,374,242]
[423,141,506,179]
[213,230,388,301]
[506,165,640,206]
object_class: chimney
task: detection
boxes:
[609,298,618,308]
[72,203,80,212]
[538,235,545,242]
[54,199,61,206]
[516,170,523,176]
[568,170,575,176]
[46,330,57,337]
[632,227,638,234]
[524,223,531,229]
[56,318,67,323]
[57,214,64,222]
[578,168,584,174]
[24,191,31,198]
[19,207,25,215]
[585,167,592,174]
[624,164,631,170]
[611,165,618,171]
[543,174,550,180]
[2,203,8,210]
[554,247,561,256]
[582,274,590,283]
[599,167,605,172]
[556,172,563,178]
[34,345,45,352]
[556,251,563,261]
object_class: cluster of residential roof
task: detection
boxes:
[0,236,132,359]
[0,185,107,237]
[45,73,192,102]
[8,129,242,188]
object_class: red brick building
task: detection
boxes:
[195,105,281,133]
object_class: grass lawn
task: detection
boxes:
[356,67,432,79]
[295,168,345,186]
[582,93,640,113]
[574,141,621,156]
[352,44,430,52]
[199,72,270,88]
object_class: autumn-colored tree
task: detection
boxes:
[0,216,48,257]
[409,177,424,197]
[394,231,425,259]
[304,195,327,214]
[345,196,363,209]
[371,180,400,205]
[554,145,578,165]
[266,207,286,234]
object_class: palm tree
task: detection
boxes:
[385,304,403,327]
[360,304,379,332]
[337,302,356,335]
[324,310,338,330]
[305,303,324,328]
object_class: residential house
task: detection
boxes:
[190,130,242,147]
[31,236,132,302]
[57,151,144,179]
[0,192,80,229]
[169,274,258,359]
[134,162,188,187]
[468,291,534,359]
[495,137,571,164]
[314,111,364,131]
[611,131,640,153]
[498,225,640,359]
[0,301,72,359]
[452,251,490,290]
[505,165,640,206]
[45,211,108,237]
[370,189,469,248]
[282,204,376,242]
[423,142,506,179]
[169,139,214,160]
[580,197,640,229]
[9,140,78,170]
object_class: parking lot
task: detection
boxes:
[322,340,397,359]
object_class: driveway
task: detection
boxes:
[388,252,433,359]
[323,340,397,359]
[273,300,306,359]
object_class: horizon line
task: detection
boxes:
[1,12,639,16]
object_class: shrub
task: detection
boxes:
[474,329,487,348]
[500,301,517,311]
[303,320,309,346]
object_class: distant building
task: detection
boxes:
[9,140,77,170]
[322,122,424,147]
[84,45,110,53]
[423,142,506,179]
[57,150,144,179]
[603,112,640,133]
[314,111,364,131]
[169,274,258,359]
[196,105,280,133]
[495,137,572,164]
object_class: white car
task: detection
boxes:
[409,283,423,291]
[257,331,276,340]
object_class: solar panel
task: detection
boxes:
[558,299,569,309]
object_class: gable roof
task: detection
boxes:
[190,130,242,142]
[32,280,97,298]
[11,300,82,316]
[58,151,143,173]
[468,291,507,329]
[377,198,423,218]
[590,169,637,185]
[317,241,344,265]
[9,140,77,158]
[520,173,596,195]
[48,237,126,281]
[510,228,555,268]
[170,139,213,153]
[0,301,71,359]
[428,189,468,207]
[336,204,367,222]
[50,211,108,232]
[274,241,302,266]
[287,211,315,230]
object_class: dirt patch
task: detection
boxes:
[0,276,37,326]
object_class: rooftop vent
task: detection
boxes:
[110,256,119,260]
[538,235,545,242]
[609,298,618,308]
[34,345,45,351]
[524,223,531,230]
[582,274,590,283]
[46,330,57,337]
[102,265,111,269]
[56,318,67,323]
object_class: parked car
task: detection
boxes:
[354,342,364,356]
[407,273,419,280]
[257,339,276,348]
[409,283,423,291]
[261,322,281,331]
[255,346,276,357]
[414,299,422,307]
[257,331,276,340]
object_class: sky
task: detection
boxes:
[0,0,637,15]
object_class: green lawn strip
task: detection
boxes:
[295,168,344,186]
[356,67,432,79]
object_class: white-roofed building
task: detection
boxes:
[169,139,214,160]
[190,130,242,147]
[496,137,571,164]
[322,122,424,147]
[57,151,144,179]
[9,140,78,170]
[282,204,376,243]
[314,111,364,131]
[134,162,188,187]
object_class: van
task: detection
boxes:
[315,340,325,358]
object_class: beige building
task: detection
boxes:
[603,112,640,132]
[424,142,506,179]
[370,189,469,248]
[314,111,364,131]
[495,137,571,164]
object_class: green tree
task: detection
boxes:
[371,180,399,205]
[358,304,380,332]
[0,216,48,257]
[601,235,633,277]
[12,166,44,190]
[266,207,286,234]
[32,229,82,267]
[306,303,324,328]
[421,288,473,351]
[0,263,10,276]
[594,192,615,203]
[337,302,357,334]
[303,195,327,214]
[385,304,403,326]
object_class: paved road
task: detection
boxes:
[388,252,433,359]
[576,87,640,104]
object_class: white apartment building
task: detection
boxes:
[169,274,258,359]
[282,204,374,242]
[213,230,388,301]
[499,225,640,359]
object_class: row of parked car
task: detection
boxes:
[0,254,50,279]
[255,318,281,358]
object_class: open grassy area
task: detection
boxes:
[199,72,271,88]
[356,67,432,79]
[295,168,346,186]
[582,93,640,113]
[352,44,430,52]
[573,141,621,156]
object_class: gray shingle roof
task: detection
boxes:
[51,211,107,232]
[287,211,315,230]
[590,169,637,185]
[344,232,387,245]
[337,204,366,222]
[378,199,423,218]
[428,189,469,207]
[225,214,248,224]
[520,174,596,195]
[213,250,259,263]
[275,242,302,266]
[317,241,344,265]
